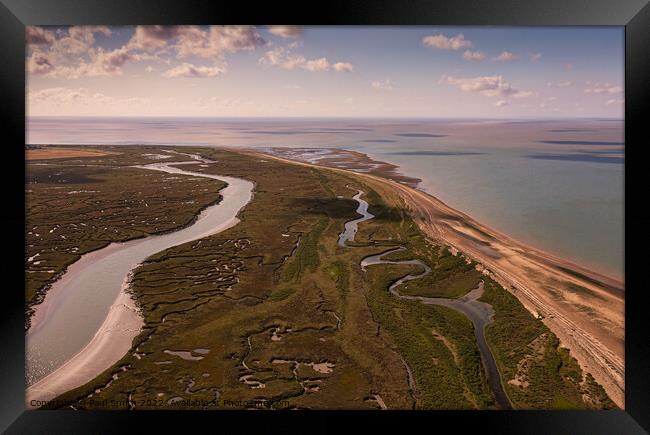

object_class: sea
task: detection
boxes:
[27,117,624,281]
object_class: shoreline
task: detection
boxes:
[249,149,624,408]
[256,146,623,285]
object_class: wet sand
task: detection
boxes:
[252,149,625,409]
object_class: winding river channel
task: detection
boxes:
[26,153,254,406]
[340,189,512,409]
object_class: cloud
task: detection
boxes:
[47,26,111,56]
[28,87,151,111]
[495,100,509,107]
[422,33,472,50]
[129,25,266,59]
[606,99,624,106]
[462,50,486,61]
[174,26,266,60]
[440,74,534,99]
[333,62,354,72]
[26,26,55,46]
[259,47,306,70]
[584,82,623,95]
[493,51,518,62]
[162,62,225,78]
[28,87,90,105]
[511,90,537,99]
[546,80,574,87]
[259,47,352,73]
[27,52,55,75]
[26,26,145,78]
[27,25,264,80]
[304,57,330,72]
[267,26,304,39]
[127,25,184,52]
[529,52,542,62]
[371,79,394,91]
[126,25,267,61]
[52,46,141,78]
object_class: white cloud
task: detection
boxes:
[259,47,306,70]
[606,98,624,106]
[422,33,472,50]
[511,90,537,99]
[27,52,55,75]
[493,51,518,62]
[440,74,534,99]
[145,65,154,73]
[28,87,90,105]
[462,50,485,61]
[26,26,116,77]
[259,47,352,73]
[267,26,304,39]
[304,57,330,72]
[173,26,266,60]
[28,25,265,80]
[52,46,143,79]
[28,87,150,109]
[162,62,225,78]
[584,82,623,95]
[26,26,55,46]
[333,62,354,72]
[371,79,394,91]
[529,52,542,62]
[127,25,179,52]
[546,80,574,87]
[495,100,508,107]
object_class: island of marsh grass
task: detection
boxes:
[34,146,613,410]
[25,145,225,313]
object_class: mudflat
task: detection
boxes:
[26,147,120,160]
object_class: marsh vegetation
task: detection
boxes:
[26,146,613,410]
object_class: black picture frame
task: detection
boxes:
[1,0,648,433]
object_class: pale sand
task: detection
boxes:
[253,150,625,409]
[26,280,141,409]
[26,148,120,160]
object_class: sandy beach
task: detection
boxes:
[254,150,625,409]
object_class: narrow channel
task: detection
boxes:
[26,153,254,405]
[340,190,512,410]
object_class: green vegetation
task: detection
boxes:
[28,145,613,410]
[364,263,495,408]
[396,247,483,299]
[479,278,615,409]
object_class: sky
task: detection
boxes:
[26,26,624,118]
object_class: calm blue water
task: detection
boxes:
[27,117,624,280]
